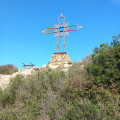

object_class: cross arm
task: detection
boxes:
[66,25,82,32]
[42,28,58,34]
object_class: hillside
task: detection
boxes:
[0,35,120,120]
[0,65,49,90]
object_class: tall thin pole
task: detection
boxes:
[56,36,60,53]
[63,35,66,52]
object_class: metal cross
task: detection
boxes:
[42,13,82,54]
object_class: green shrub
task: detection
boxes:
[63,100,105,120]
[0,35,120,119]
[64,34,120,120]
[0,69,67,119]
[86,34,120,93]
[65,75,120,119]
[1,75,23,106]
[0,64,18,75]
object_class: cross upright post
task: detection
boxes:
[42,13,82,54]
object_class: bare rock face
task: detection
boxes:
[48,54,72,71]
[0,65,47,90]
[0,74,11,90]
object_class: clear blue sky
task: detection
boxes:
[0,0,120,70]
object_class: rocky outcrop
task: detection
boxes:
[0,65,47,90]
[0,54,72,90]
[48,53,72,71]
[0,75,11,90]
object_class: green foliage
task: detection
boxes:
[86,34,120,93]
[0,35,120,119]
[65,75,120,119]
[0,64,18,75]
[64,34,120,119]
[0,69,67,120]
[0,75,23,106]
[63,100,105,120]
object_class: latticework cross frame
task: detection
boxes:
[42,13,82,54]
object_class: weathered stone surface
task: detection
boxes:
[0,54,72,90]
[0,74,11,90]
[0,65,47,90]
[48,54,72,71]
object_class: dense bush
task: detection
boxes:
[0,69,67,120]
[0,35,120,119]
[65,75,120,119]
[62,100,105,120]
[64,34,120,119]
[0,64,18,75]
[85,35,120,97]
[86,35,120,91]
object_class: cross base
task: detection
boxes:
[48,53,72,71]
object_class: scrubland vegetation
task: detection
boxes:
[0,35,120,120]
[0,64,18,75]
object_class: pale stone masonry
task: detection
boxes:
[48,54,72,71]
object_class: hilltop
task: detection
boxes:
[0,65,46,90]
[0,35,120,120]
[0,53,73,90]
